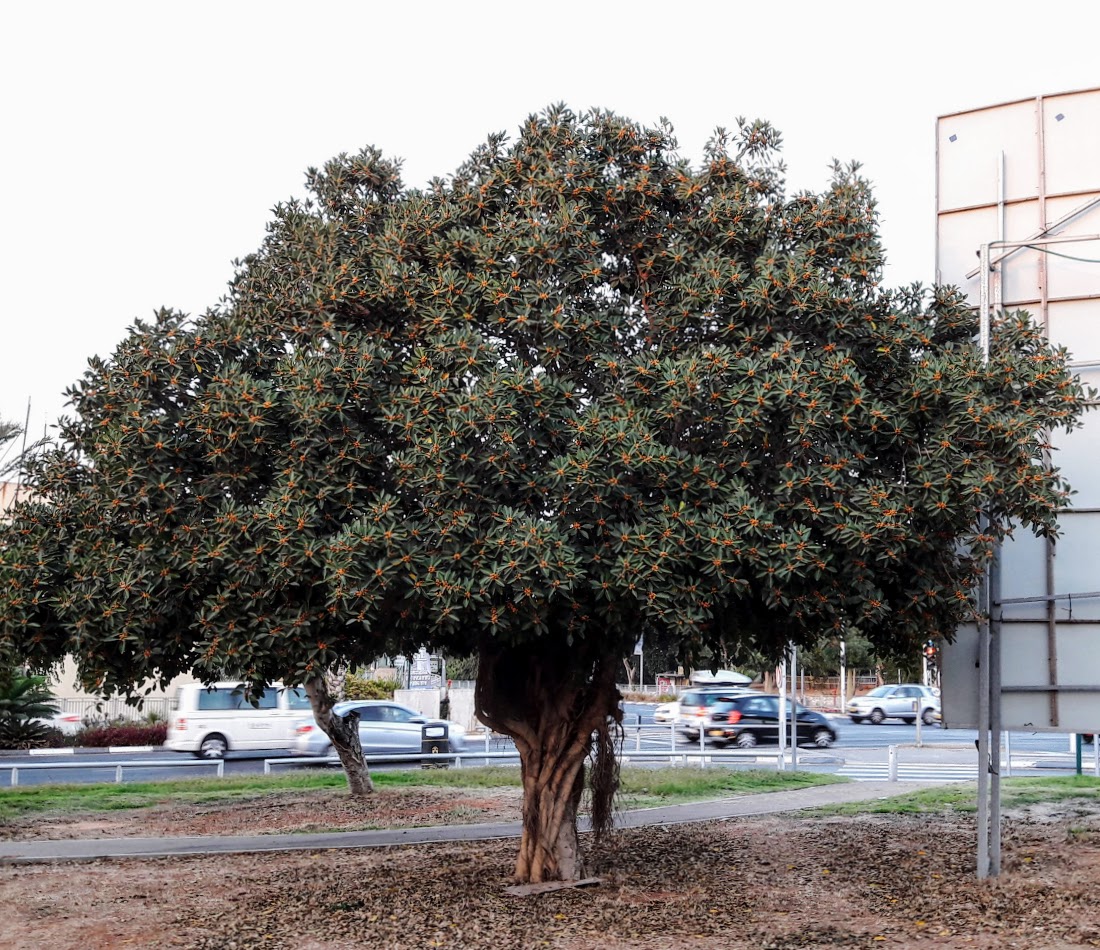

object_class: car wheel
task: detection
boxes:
[812,728,834,748]
[734,732,757,749]
[869,708,885,725]
[195,733,228,759]
[849,716,864,724]
[922,708,937,726]
[902,717,915,725]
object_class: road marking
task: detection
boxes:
[837,764,978,783]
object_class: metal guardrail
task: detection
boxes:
[263,746,791,775]
[883,742,1100,780]
[2,758,225,786]
[263,751,516,773]
[0,722,817,788]
[6,728,1093,788]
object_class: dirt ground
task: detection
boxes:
[1,785,1098,950]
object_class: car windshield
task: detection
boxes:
[284,687,313,710]
[865,686,893,698]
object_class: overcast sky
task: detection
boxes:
[2,0,1098,448]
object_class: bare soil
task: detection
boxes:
[1,786,1098,949]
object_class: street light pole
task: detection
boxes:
[839,637,847,715]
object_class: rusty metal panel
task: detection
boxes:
[1041,89,1100,196]
[942,622,1100,732]
[996,531,1048,622]
[1048,297,1100,360]
[937,99,1039,212]
[936,206,995,293]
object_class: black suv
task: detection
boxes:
[703,693,837,749]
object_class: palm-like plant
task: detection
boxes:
[0,674,60,748]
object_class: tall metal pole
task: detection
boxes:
[777,659,787,770]
[976,240,992,880]
[839,637,847,715]
[789,644,798,772]
[990,543,1003,875]
[990,157,1006,875]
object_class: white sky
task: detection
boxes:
[2,0,1099,442]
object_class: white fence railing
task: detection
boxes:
[57,696,172,723]
[261,747,788,774]
[2,758,224,786]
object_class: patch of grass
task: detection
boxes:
[808,775,1100,817]
[616,766,845,809]
[371,766,521,790]
[997,775,1100,808]
[0,771,351,821]
[0,763,844,821]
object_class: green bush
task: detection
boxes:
[344,672,402,700]
[443,654,478,682]
[0,718,52,749]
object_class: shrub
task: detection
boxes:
[344,672,402,701]
[39,727,78,749]
[620,691,678,704]
[0,674,60,749]
[444,654,478,682]
[0,719,53,749]
[76,722,168,747]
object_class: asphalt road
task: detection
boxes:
[2,717,1096,786]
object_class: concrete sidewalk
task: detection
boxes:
[0,780,942,864]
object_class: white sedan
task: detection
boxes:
[653,701,680,724]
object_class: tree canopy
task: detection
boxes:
[0,106,1089,881]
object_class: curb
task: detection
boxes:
[18,746,158,757]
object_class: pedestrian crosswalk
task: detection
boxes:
[837,764,979,783]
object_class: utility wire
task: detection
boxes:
[1023,243,1100,264]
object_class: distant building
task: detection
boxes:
[0,480,28,515]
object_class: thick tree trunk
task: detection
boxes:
[304,676,373,796]
[476,638,622,884]
[514,741,586,882]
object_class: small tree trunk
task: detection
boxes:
[304,676,373,796]
[622,657,634,691]
[476,637,622,884]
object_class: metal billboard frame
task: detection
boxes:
[937,89,1100,878]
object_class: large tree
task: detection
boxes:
[0,107,1088,882]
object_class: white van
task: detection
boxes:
[165,682,314,758]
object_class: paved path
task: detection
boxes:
[0,780,944,864]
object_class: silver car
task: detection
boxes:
[653,701,680,724]
[847,684,940,725]
[290,700,467,757]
